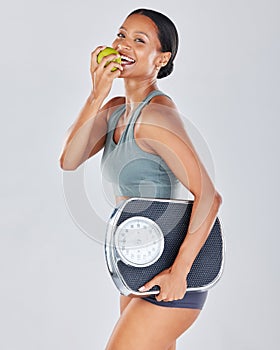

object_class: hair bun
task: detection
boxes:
[157,62,174,79]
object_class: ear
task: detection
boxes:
[155,52,172,68]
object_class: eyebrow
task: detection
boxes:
[119,26,150,39]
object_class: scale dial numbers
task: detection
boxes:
[114,216,164,267]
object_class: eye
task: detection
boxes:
[135,38,145,43]
[117,33,125,38]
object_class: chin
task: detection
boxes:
[118,67,133,78]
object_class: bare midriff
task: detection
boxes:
[116,195,130,205]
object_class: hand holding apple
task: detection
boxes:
[89,46,122,103]
[97,47,122,72]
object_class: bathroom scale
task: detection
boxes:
[105,197,225,297]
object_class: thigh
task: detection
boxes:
[120,295,177,350]
[120,295,133,314]
[106,297,201,350]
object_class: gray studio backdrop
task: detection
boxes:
[1,0,279,349]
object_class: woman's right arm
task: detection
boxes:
[59,46,123,170]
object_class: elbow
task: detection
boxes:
[60,163,78,171]
[194,189,223,206]
[214,191,223,207]
[59,155,79,171]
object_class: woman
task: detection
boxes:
[59,8,222,350]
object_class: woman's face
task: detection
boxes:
[111,14,163,79]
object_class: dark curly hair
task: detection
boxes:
[127,8,179,79]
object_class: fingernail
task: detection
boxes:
[138,286,146,292]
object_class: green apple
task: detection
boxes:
[97,47,121,72]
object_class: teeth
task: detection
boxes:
[120,55,135,63]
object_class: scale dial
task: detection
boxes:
[114,216,164,267]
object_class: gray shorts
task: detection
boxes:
[142,290,208,309]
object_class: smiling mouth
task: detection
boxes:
[120,54,136,66]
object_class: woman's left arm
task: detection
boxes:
[137,106,222,301]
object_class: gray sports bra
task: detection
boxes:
[101,90,180,198]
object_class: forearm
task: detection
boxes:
[59,93,106,170]
[171,191,223,276]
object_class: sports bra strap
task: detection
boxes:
[126,90,171,138]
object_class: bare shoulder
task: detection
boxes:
[140,94,185,139]
[101,96,125,122]
[105,96,125,108]
[150,93,176,108]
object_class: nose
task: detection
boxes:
[117,41,130,51]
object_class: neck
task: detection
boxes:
[123,77,159,107]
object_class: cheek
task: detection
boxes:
[139,47,156,60]
[146,51,159,65]
[111,38,119,48]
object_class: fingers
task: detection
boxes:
[103,59,123,73]
[139,279,187,302]
[154,285,170,302]
[89,46,123,100]
[155,293,181,302]
[138,277,158,293]
[90,45,107,73]
[139,269,188,302]
[156,293,168,302]
[91,48,123,75]
[97,52,120,65]
[155,288,186,302]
